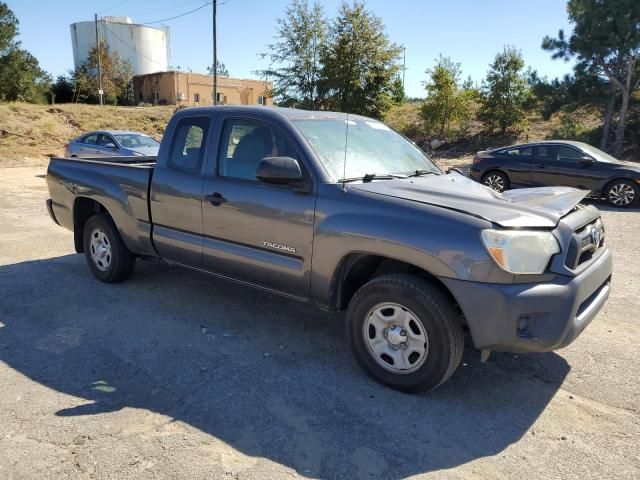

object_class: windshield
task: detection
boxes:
[114,134,160,149]
[291,118,440,181]
[579,143,620,163]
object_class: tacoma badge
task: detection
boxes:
[263,241,296,253]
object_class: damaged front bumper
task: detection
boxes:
[440,246,612,353]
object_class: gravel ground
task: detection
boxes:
[0,161,639,480]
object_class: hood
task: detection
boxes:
[350,172,588,228]
[128,146,160,156]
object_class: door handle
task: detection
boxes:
[204,192,227,206]
[536,163,545,168]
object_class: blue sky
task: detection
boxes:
[8,0,575,98]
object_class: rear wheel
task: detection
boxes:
[482,170,509,192]
[605,179,639,208]
[83,213,136,282]
[345,274,464,393]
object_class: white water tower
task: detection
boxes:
[70,17,169,75]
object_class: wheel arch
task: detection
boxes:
[329,253,463,319]
[73,197,112,253]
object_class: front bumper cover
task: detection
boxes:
[440,247,612,353]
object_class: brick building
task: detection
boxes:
[132,71,273,107]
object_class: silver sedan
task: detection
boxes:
[64,130,160,158]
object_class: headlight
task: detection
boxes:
[481,229,560,274]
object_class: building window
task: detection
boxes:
[216,92,225,104]
[193,93,200,103]
[258,96,265,105]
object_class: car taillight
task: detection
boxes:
[64,142,69,147]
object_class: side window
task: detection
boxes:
[98,135,115,147]
[535,145,557,162]
[557,146,584,161]
[218,119,297,181]
[167,117,210,173]
[83,134,99,145]
[504,147,532,157]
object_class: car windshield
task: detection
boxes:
[114,134,160,149]
[291,117,440,181]
[578,143,620,164]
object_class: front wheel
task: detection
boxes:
[605,180,639,208]
[345,274,464,393]
[482,171,509,192]
[83,213,136,282]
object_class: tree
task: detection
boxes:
[0,2,50,103]
[259,0,326,109]
[479,46,529,134]
[390,76,405,104]
[542,0,640,156]
[74,40,132,105]
[207,60,229,77]
[420,55,469,138]
[50,74,75,103]
[321,1,401,118]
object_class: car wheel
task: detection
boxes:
[83,213,136,282]
[345,273,464,393]
[605,180,639,208]
[482,171,509,192]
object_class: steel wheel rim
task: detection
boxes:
[609,183,635,206]
[89,228,112,271]
[362,302,429,374]
[484,174,505,192]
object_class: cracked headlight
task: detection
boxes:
[481,229,560,274]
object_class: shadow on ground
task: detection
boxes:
[0,254,569,479]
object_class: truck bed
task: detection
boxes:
[47,156,157,257]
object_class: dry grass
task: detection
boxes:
[0,102,174,165]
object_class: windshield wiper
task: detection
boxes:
[339,173,408,183]
[407,169,440,177]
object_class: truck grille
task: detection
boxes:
[564,218,605,270]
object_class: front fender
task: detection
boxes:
[309,189,512,308]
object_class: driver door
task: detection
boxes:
[201,117,316,299]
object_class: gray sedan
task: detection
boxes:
[64,130,160,158]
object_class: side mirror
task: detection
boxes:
[104,142,117,149]
[579,156,595,166]
[257,156,306,189]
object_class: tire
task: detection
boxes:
[604,179,639,208]
[345,273,464,393]
[482,170,509,192]
[83,213,136,282]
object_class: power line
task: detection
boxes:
[126,0,207,18]
[98,0,129,15]
[142,1,212,25]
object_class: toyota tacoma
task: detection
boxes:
[46,106,612,392]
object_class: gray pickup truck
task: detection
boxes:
[46,106,612,392]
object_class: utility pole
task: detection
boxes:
[402,45,406,88]
[212,0,217,106]
[94,14,104,105]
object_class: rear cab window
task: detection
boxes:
[167,117,210,173]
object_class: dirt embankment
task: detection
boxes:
[0,102,174,166]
